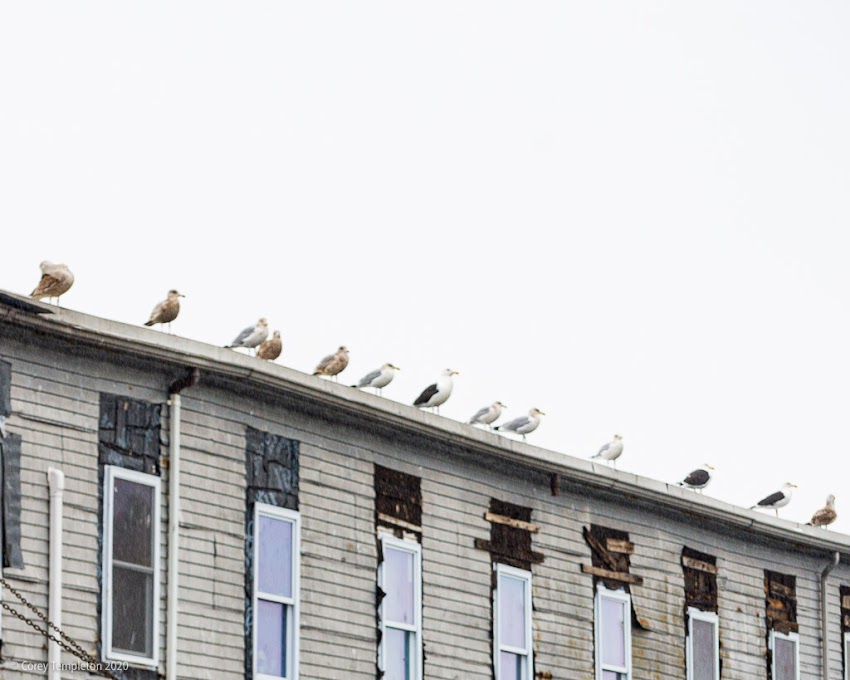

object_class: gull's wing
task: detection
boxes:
[757,491,785,507]
[358,369,383,388]
[469,406,490,424]
[498,416,530,432]
[228,325,255,347]
[682,469,710,487]
[414,383,439,406]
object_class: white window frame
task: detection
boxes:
[686,607,720,680]
[493,563,534,680]
[253,503,301,680]
[378,534,423,680]
[102,465,162,667]
[770,629,800,680]
[594,584,632,680]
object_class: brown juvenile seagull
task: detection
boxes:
[31,261,74,305]
[808,495,837,529]
[313,346,349,380]
[144,290,184,330]
[257,331,282,361]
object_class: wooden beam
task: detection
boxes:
[581,564,644,585]
[582,527,620,571]
[606,539,635,555]
[484,512,540,533]
[474,539,545,564]
[682,556,718,575]
[377,513,421,533]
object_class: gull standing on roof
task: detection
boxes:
[257,331,282,361]
[494,408,545,440]
[751,483,797,517]
[353,363,399,395]
[144,289,184,332]
[313,346,350,380]
[808,495,837,529]
[469,401,507,429]
[31,261,74,307]
[413,369,458,413]
[677,464,714,493]
[225,318,269,355]
[592,434,624,467]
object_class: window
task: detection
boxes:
[102,466,161,666]
[494,563,533,680]
[770,630,799,680]
[844,632,849,680]
[253,504,301,680]
[595,585,631,680]
[378,535,422,680]
[686,608,719,680]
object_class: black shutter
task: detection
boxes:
[1,433,24,569]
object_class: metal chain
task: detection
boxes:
[0,577,120,680]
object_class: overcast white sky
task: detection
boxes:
[2,3,848,530]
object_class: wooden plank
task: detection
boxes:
[581,564,644,585]
[484,512,540,533]
[682,556,719,575]
[474,539,545,564]
[606,539,635,554]
[377,512,422,533]
[582,527,620,571]
[768,581,796,599]
[841,595,850,610]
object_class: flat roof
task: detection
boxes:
[1,289,847,560]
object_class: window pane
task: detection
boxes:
[500,651,523,680]
[499,575,527,649]
[112,565,153,656]
[383,627,412,680]
[600,596,626,667]
[258,515,293,598]
[257,599,287,677]
[383,547,415,626]
[602,672,626,680]
[692,618,717,680]
[112,479,154,567]
[774,637,796,680]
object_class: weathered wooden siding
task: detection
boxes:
[1,324,849,680]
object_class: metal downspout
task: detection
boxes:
[47,468,65,680]
[167,368,199,680]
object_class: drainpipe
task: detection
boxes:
[166,368,199,680]
[821,551,840,680]
[47,468,64,680]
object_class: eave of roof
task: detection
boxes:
[1,289,848,559]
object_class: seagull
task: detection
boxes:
[256,331,282,362]
[592,434,624,467]
[313,346,350,380]
[808,495,837,529]
[413,369,458,413]
[31,261,74,307]
[494,408,545,440]
[353,363,400,394]
[144,289,184,332]
[469,401,507,429]
[677,464,715,493]
[225,318,269,355]
[751,483,797,517]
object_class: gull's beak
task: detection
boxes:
[539,410,546,416]
[394,365,401,371]
[451,370,460,376]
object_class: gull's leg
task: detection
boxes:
[775,509,779,518]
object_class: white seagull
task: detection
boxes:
[31,261,74,307]
[592,434,624,467]
[225,318,270,354]
[677,464,714,493]
[413,369,458,413]
[494,408,545,440]
[353,363,400,394]
[469,401,507,429]
[751,483,797,517]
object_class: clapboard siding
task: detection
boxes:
[2,319,850,680]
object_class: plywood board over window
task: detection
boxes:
[475,499,544,571]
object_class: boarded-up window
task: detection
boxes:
[244,427,300,680]
[765,571,798,635]
[475,499,543,572]
[683,547,718,614]
[98,393,162,680]
[582,525,639,592]
[375,465,422,536]
[98,393,162,475]
[0,432,23,569]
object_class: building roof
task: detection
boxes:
[1,289,847,559]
